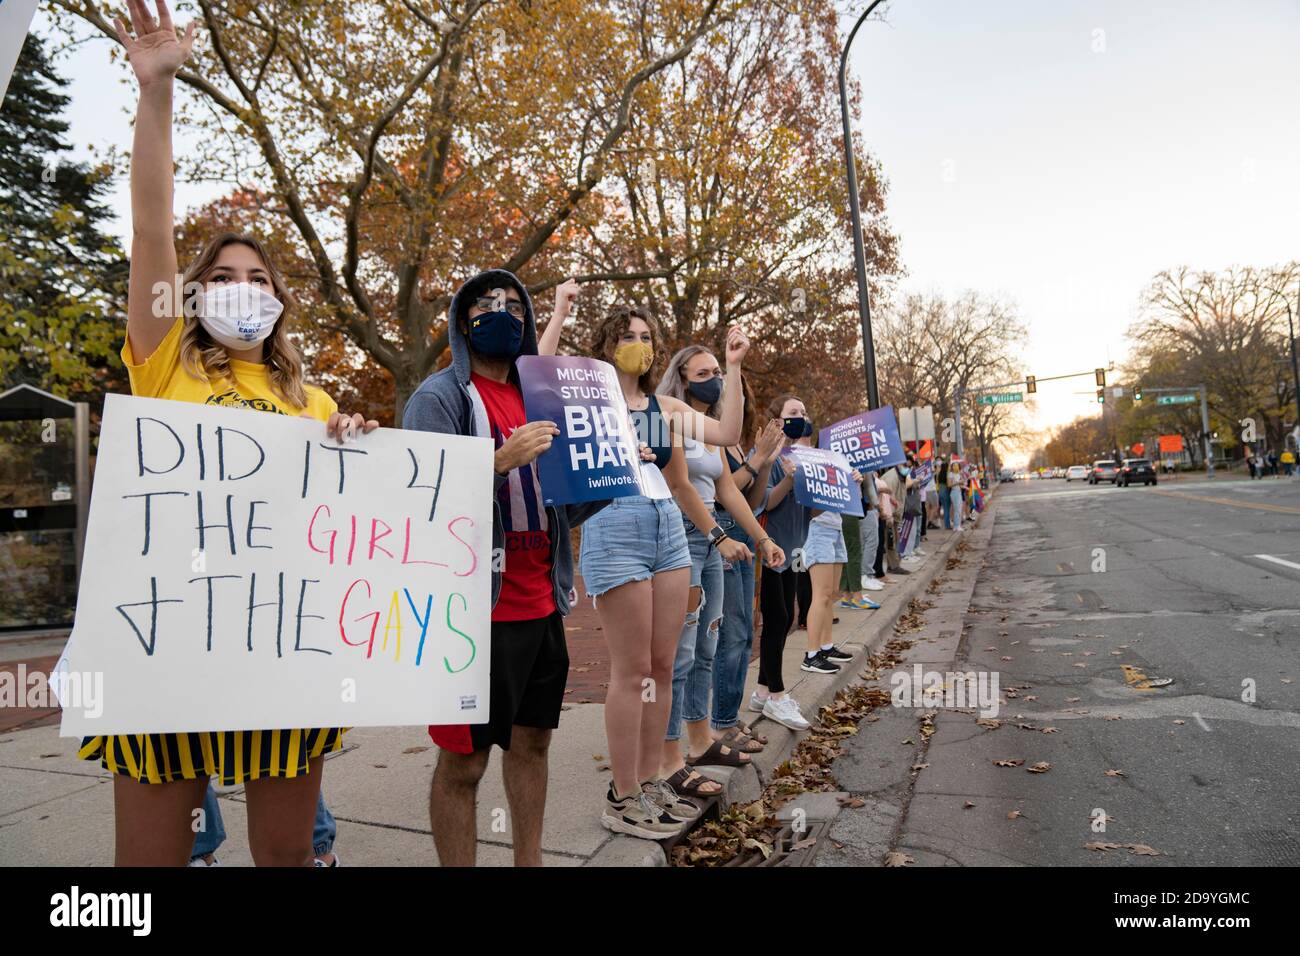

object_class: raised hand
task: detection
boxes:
[554,278,581,317]
[724,324,750,368]
[113,0,197,88]
[754,418,784,462]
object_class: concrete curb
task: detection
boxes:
[745,519,972,788]
[592,501,991,865]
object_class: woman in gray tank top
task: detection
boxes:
[657,346,784,793]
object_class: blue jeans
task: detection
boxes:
[666,519,725,741]
[711,512,753,731]
[191,787,335,860]
[859,510,879,578]
[191,785,227,858]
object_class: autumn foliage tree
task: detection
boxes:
[1129,264,1299,453]
[56,0,728,420]
[873,291,1028,462]
[547,0,899,431]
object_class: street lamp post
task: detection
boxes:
[1285,286,1300,448]
[838,1,887,410]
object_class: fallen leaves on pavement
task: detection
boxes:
[673,639,911,867]
[1084,842,1162,856]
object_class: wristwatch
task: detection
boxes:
[707,525,729,547]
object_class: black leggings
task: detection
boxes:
[795,569,812,627]
[759,566,798,694]
[873,516,887,577]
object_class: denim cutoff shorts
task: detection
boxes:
[801,517,848,567]
[578,495,692,597]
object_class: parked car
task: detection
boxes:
[1117,458,1157,487]
[999,468,1015,483]
[1066,465,1088,482]
[1089,460,1119,484]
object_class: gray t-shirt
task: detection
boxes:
[759,454,810,573]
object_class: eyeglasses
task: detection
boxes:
[474,296,525,318]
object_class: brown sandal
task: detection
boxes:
[665,766,723,799]
[735,720,768,745]
[686,738,751,768]
[719,728,764,753]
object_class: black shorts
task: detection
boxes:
[471,612,569,752]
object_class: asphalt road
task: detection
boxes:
[824,475,1300,867]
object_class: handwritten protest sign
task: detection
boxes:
[518,355,668,505]
[58,394,494,737]
[787,446,863,517]
[819,407,906,473]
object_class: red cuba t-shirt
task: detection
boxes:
[428,372,555,754]
[471,372,556,622]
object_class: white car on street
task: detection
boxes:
[1066,465,1089,482]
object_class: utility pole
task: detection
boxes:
[838,1,888,410]
[954,385,964,457]
[1199,383,1215,478]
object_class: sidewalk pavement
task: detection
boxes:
[0,515,973,867]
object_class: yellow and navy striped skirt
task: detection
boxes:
[78,728,346,786]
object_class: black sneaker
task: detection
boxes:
[800,652,840,674]
[820,645,853,663]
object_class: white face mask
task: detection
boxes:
[198,282,283,352]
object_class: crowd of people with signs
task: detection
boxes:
[62,1,993,866]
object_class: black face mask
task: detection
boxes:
[687,376,724,406]
[468,309,524,359]
[783,417,812,440]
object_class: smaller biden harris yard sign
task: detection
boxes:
[787,446,863,517]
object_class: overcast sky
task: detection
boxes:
[849,0,1300,461]
[31,2,1300,463]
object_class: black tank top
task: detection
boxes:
[630,393,673,470]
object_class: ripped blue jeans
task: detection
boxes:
[665,518,725,741]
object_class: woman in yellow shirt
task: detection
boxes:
[83,0,378,866]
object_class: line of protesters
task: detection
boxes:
[91,1,977,866]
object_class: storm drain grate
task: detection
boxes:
[723,820,836,867]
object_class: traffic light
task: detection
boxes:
[1095,368,1107,387]
[1133,385,1143,401]
[1097,388,1105,404]
[1026,375,1036,394]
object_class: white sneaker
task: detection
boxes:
[748,690,769,714]
[763,696,810,731]
[860,577,884,591]
[913,548,928,557]
[188,854,222,867]
[901,555,923,567]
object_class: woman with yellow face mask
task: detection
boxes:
[538,301,764,839]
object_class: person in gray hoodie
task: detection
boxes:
[402,268,609,866]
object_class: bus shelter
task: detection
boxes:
[0,385,89,632]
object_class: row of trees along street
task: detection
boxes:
[1033,263,1300,468]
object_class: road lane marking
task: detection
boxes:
[1151,489,1300,515]
[1253,554,1300,572]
